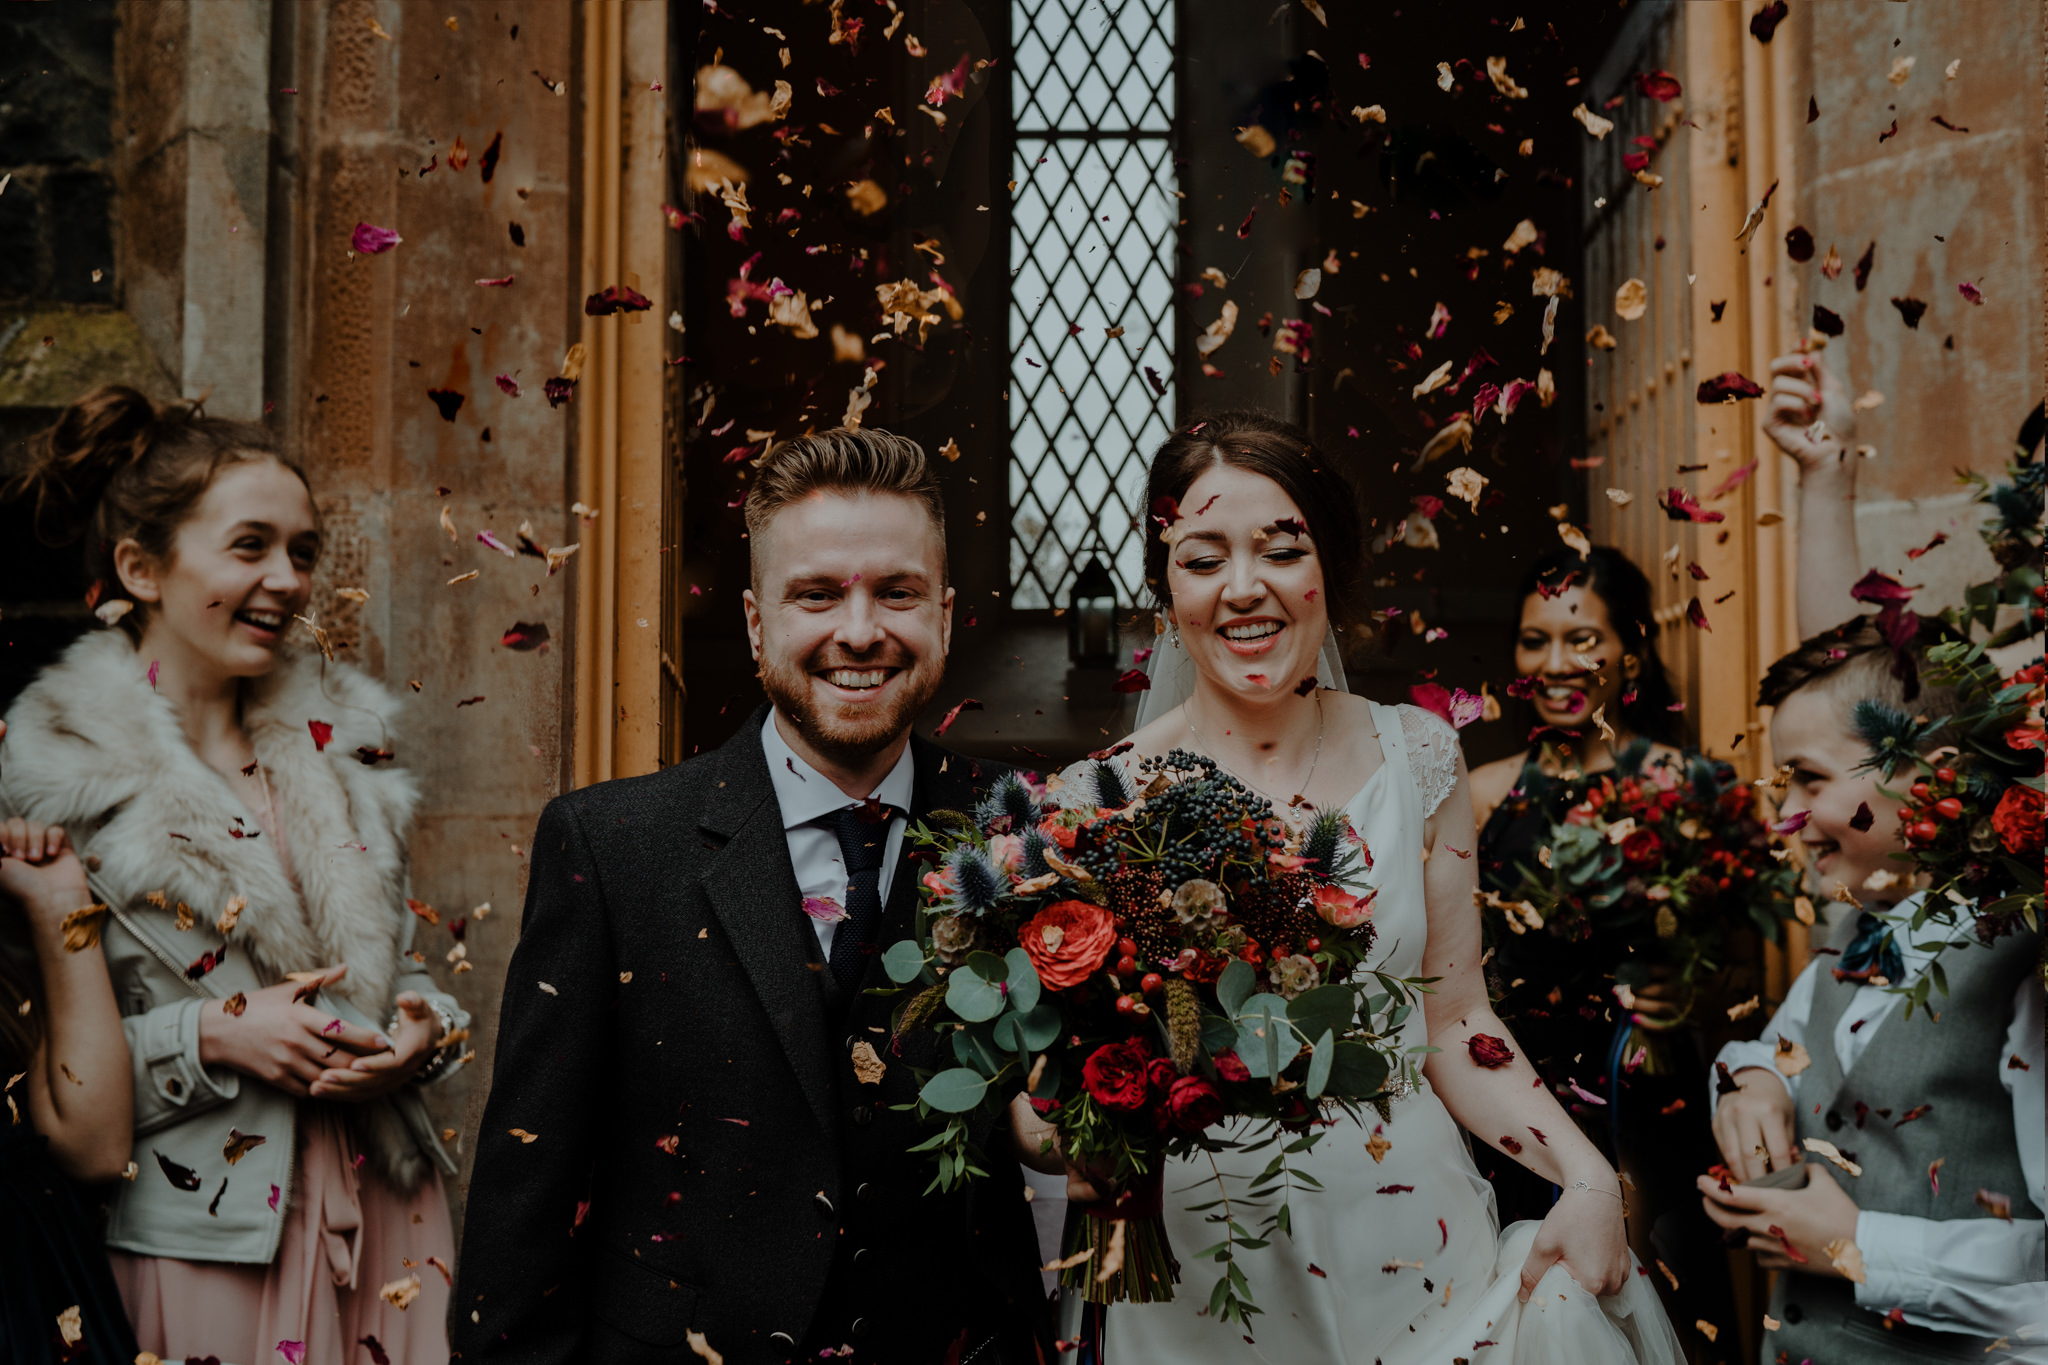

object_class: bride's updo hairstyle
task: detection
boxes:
[7,385,311,640]
[1140,409,1366,629]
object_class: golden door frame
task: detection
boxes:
[1583,4,1811,996]
[572,0,678,786]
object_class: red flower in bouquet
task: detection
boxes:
[1620,827,1664,868]
[1082,1038,1154,1112]
[1020,900,1118,989]
[1213,1049,1252,1083]
[1165,1075,1226,1132]
[1991,785,2045,855]
[1146,1057,1179,1099]
[1313,883,1376,928]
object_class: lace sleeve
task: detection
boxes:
[1399,705,1464,820]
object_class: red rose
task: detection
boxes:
[1081,1038,1153,1113]
[1039,816,1080,850]
[1620,828,1664,869]
[1991,785,2045,856]
[1183,952,1227,985]
[1467,1033,1517,1069]
[1165,1075,1226,1132]
[1213,1049,1252,1083]
[1019,900,1118,990]
[1146,1057,1179,1100]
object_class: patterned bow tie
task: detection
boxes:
[1832,912,1904,986]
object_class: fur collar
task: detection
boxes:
[1,629,419,1013]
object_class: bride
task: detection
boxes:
[1059,411,1682,1363]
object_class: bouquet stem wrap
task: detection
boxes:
[1062,1173,1179,1305]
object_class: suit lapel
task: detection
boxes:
[697,710,838,1141]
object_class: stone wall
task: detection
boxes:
[265,0,581,1231]
[1787,2,2044,612]
[0,2,117,307]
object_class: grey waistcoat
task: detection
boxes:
[1765,919,2042,1364]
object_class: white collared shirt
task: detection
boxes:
[761,709,916,959]
[1713,895,2047,1338]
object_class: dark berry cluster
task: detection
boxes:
[1137,749,1286,883]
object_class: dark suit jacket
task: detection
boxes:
[451,708,1050,1365]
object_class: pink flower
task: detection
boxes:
[277,1342,307,1365]
[1313,883,1375,928]
[352,222,402,254]
[988,833,1026,871]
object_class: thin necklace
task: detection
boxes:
[1184,689,1325,809]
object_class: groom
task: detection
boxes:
[453,429,1051,1364]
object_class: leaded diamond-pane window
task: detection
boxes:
[1008,0,1177,610]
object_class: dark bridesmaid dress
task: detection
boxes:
[0,1105,140,1365]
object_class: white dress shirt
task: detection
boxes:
[1713,895,2047,1338]
[761,709,916,960]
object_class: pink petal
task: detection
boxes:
[351,222,402,254]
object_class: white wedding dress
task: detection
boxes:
[1080,701,1684,1365]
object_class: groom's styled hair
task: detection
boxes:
[745,426,949,584]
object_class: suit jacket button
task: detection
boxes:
[851,1318,870,1338]
[1824,1109,1844,1131]
[770,1331,797,1347]
[856,1182,874,1202]
[814,1191,835,1217]
[852,1247,871,1268]
[851,1104,874,1126]
[1782,1303,1804,1325]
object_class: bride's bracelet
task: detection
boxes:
[1566,1179,1627,1210]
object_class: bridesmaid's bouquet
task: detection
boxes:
[882,749,1420,1323]
[1483,750,1802,1029]
[1851,640,2044,1004]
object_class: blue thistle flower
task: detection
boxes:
[1019,824,1053,879]
[975,771,1041,831]
[945,844,1006,915]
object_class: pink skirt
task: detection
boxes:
[111,1105,453,1365]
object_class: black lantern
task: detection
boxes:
[1067,537,1119,667]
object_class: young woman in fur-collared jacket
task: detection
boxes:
[0,387,468,1363]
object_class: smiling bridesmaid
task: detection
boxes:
[0,386,465,1364]
[1467,545,1746,1335]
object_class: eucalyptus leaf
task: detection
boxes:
[953,1023,1007,1076]
[964,950,1011,984]
[1286,984,1354,1044]
[946,965,1006,1023]
[1235,994,1291,1080]
[1199,1011,1238,1055]
[1003,949,1042,1013]
[1217,958,1257,1015]
[882,939,928,984]
[1305,1028,1334,1098]
[919,1067,989,1113]
[1326,1039,1390,1097]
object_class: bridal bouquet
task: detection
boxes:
[1482,750,1802,1030]
[882,750,1420,1323]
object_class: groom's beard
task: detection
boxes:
[757,648,948,764]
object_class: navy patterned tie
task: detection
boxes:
[822,805,895,994]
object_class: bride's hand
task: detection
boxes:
[1517,1178,1631,1301]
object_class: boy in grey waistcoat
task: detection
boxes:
[1697,619,2044,1363]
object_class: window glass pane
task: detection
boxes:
[1009,0,1176,610]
